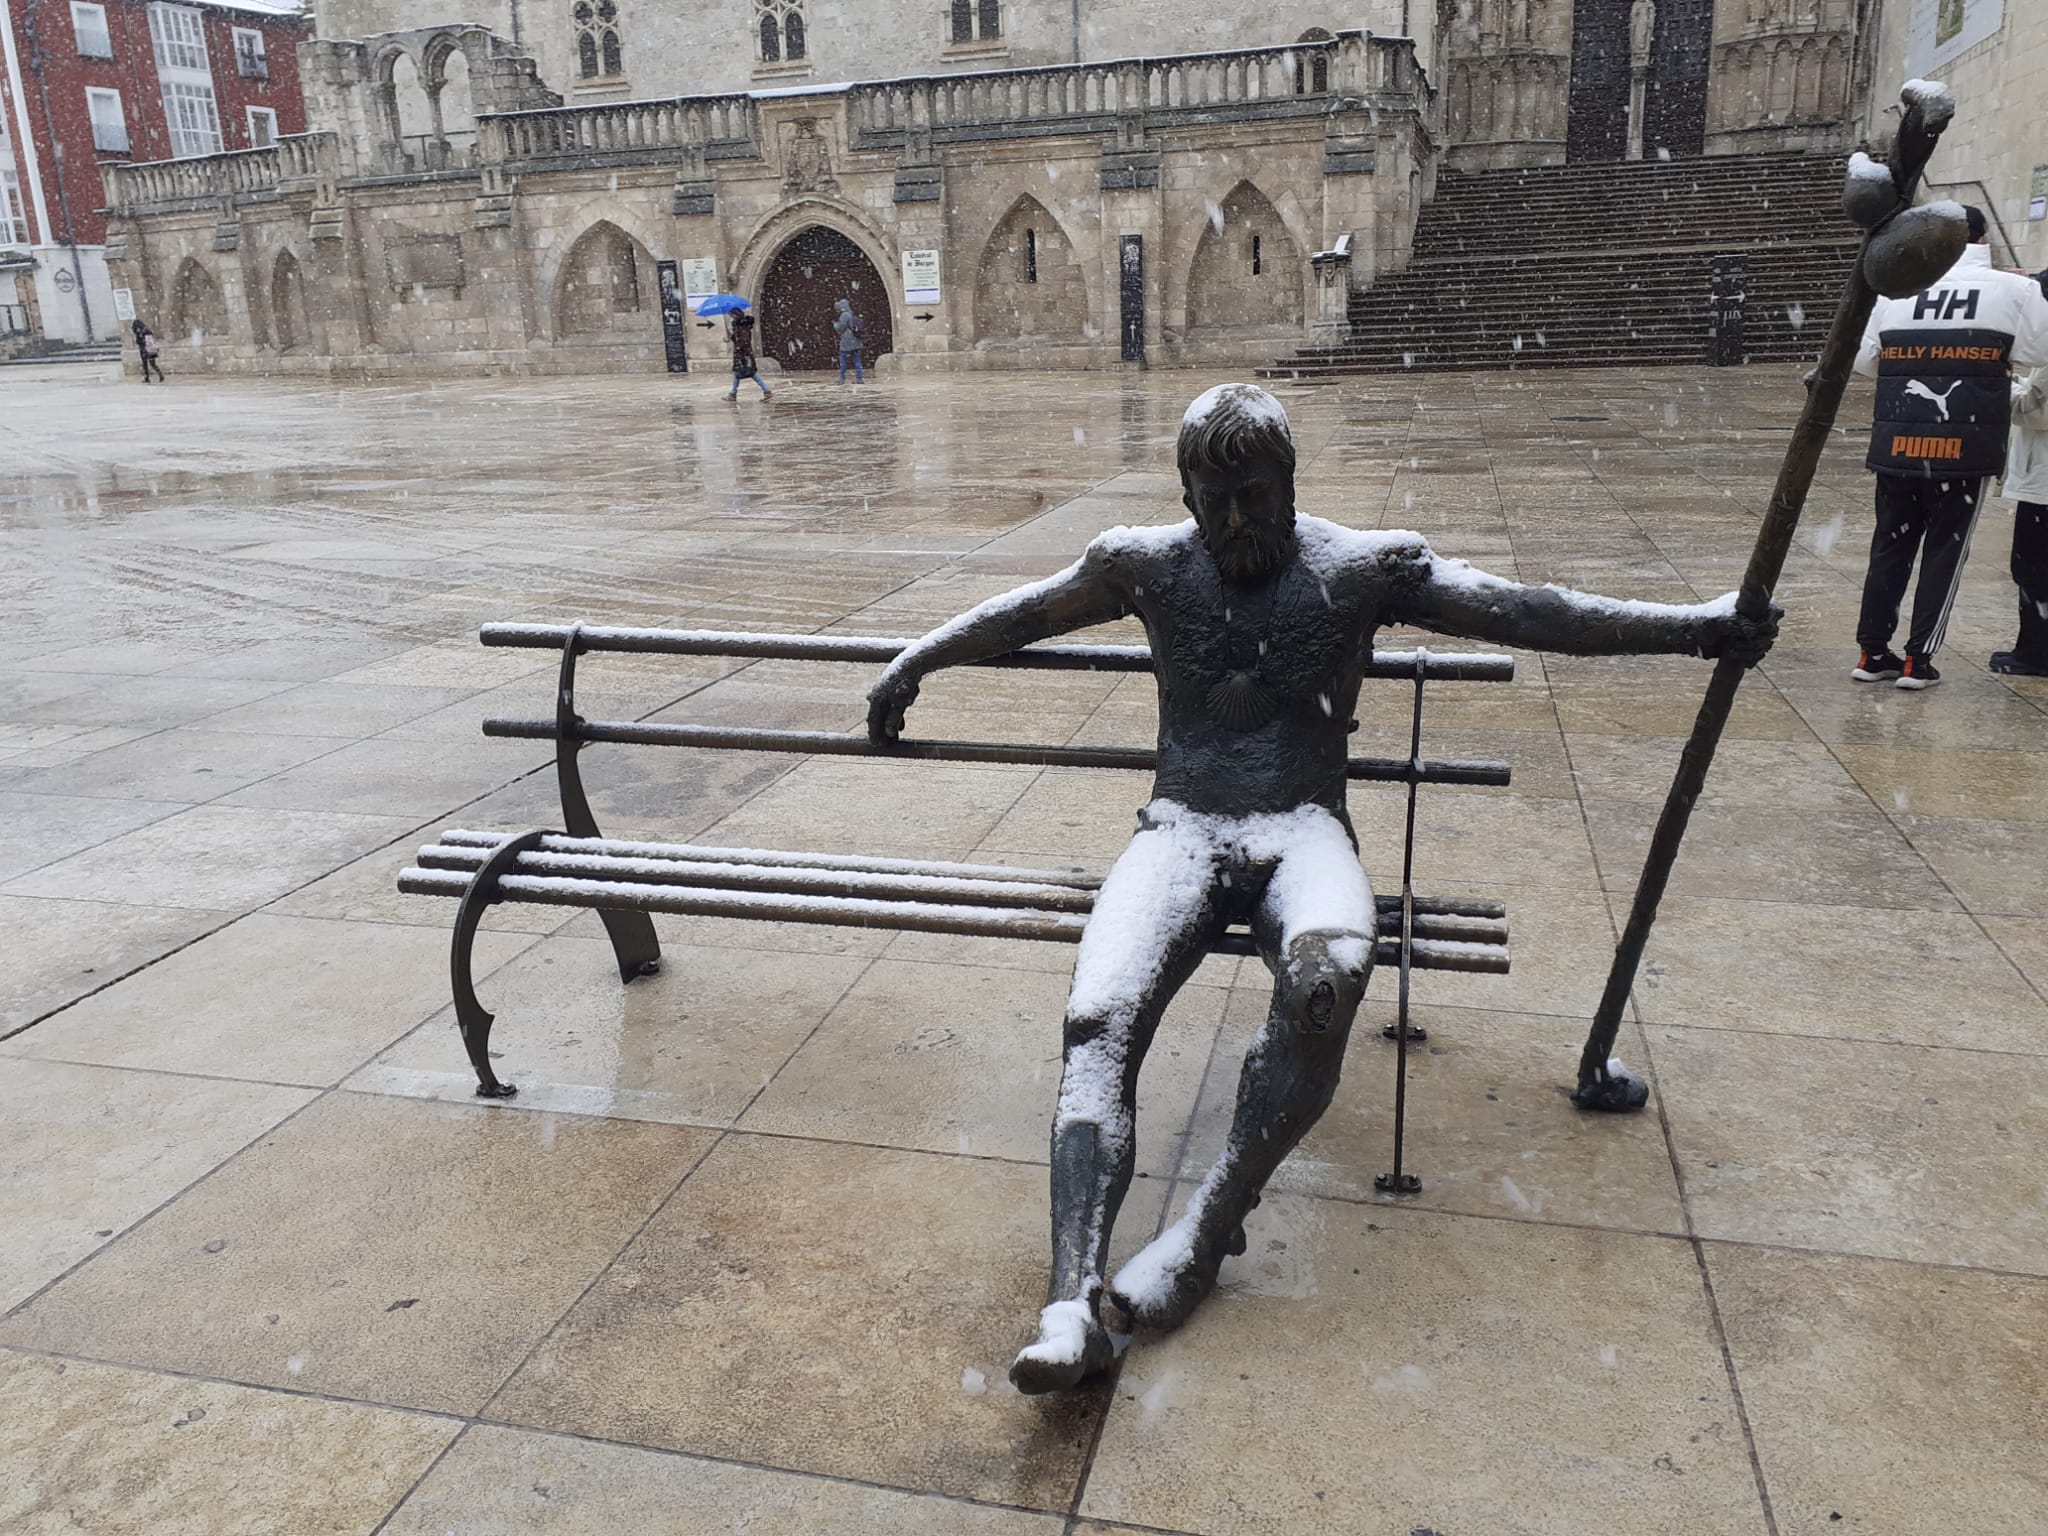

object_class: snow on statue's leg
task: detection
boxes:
[1011,808,1222,1395]
[1114,810,1373,1329]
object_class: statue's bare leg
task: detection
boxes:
[1010,814,1223,1395]
[1113,818,1373,1330]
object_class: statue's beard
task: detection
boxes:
[1205,516,1295,583]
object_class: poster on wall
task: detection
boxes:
[901,249,941,305]
[112,288,135,322]
[1903,0,2005,78]
[681,258,719,308]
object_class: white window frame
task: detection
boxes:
[70,1,113,58]
[163,81,223,158]
[85,87,129,153]
[149,4,222,158]
[148,3,208,71]
[0,169,29,247]
[231,26,267,79]
[245,105,278,148]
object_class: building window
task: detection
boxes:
[573,0,624,79]
[247,105,278,147]
[0,169,29,246]
[1251,233,1262,275]
[148,3,208,71]
[163,80,224,157]
[232,27,268,80]
[86,87,129,152]
[70,2,112,58]
[1023,227,1037,283]
[757,0,804,63]
[951,0,999,43]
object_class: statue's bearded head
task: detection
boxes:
[1177,384,1298,583]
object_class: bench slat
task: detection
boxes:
[396,863,1508,972]
[477,623,1516,682]
[480,716,1515,789]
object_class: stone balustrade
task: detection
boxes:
[479,94,761,169]
[102,133,340,213]
[849,31,1412,142]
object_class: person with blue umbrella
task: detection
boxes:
[697,294,771,402]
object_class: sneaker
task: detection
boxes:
[1895,656,1941,690]
[1990,651,2048,677]
[1851,649,1905,681]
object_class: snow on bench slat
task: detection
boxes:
[476,623,1513,680]
[435,829,1100,888]
[395,868,1509,970]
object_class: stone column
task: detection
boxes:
[1627,0,1657,161]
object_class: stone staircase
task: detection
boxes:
[1263,150,1858,378]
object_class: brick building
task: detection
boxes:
[0,0,308,346]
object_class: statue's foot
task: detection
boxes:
[1009,1297,1124,1395]
[1572,1055,1651,1113]
[1109,1208,1249,1330]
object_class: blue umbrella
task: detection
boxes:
[692,293,751,316]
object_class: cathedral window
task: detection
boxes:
[758,0,806,64]
[573,0,624,80]
[951,0,999,44]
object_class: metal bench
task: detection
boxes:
[398,622,1517,1191]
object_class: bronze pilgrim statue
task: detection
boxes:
[867,383,1778,1393]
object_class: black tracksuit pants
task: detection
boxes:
[1855,474,1989,660]
[2014,499,2048,664]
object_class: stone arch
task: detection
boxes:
[731,196,898,321]
[973,194,1088,346]
[554,219,655,339]
[419,29,481,165]
[1293,29,1332,94]
[757,225,894,369]
[538,203,669,338]
[271,248,310,353]
[166,257,226,342]
[1184,180,1305,335]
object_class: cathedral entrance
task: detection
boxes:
[1565,0,1714,163]
[758,226,894,371]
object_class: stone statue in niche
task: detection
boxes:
[867,383,1779,1392]
[1631,0,1657,69]
[782,117,835,194]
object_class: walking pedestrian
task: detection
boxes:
[725,311,771,401]
[833,297,864,383]
[132,319,165,384]
[1850,206,2048,689]
[1993,270,2048,676]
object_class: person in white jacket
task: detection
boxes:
[1851,209,2048,688]
[1996,328,2048,675]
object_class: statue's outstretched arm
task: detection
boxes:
[868,545,1131,742]
[1386,542,1778,664]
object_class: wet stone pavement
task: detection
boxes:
[1,360,2043,1535]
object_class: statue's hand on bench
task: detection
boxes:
[1698,599,1783,669]
[867,670,922,744]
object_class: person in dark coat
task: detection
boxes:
[833,297,864,383]
[725,311,770,400]
[132,319,165,383]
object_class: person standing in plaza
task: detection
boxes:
[833,297,864,383]
[725,311,771,401]
[1993,270,2048,677]
[1850,207,2048,689]
[132,319,165,384]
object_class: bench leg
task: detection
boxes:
[598,910,662,983]
[450,830,547,1100]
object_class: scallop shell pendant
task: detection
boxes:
[1206,669,1278,731]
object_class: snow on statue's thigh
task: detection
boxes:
[1252,805,1374,954]
[1064,817,1219,1026]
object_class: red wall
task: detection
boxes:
[3,0,308,246]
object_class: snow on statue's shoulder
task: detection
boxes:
[1900,78,1956,124]
[1092,520,1194,560]
[1292,516,1429,583]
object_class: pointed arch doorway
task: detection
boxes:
[759,226,893,371]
